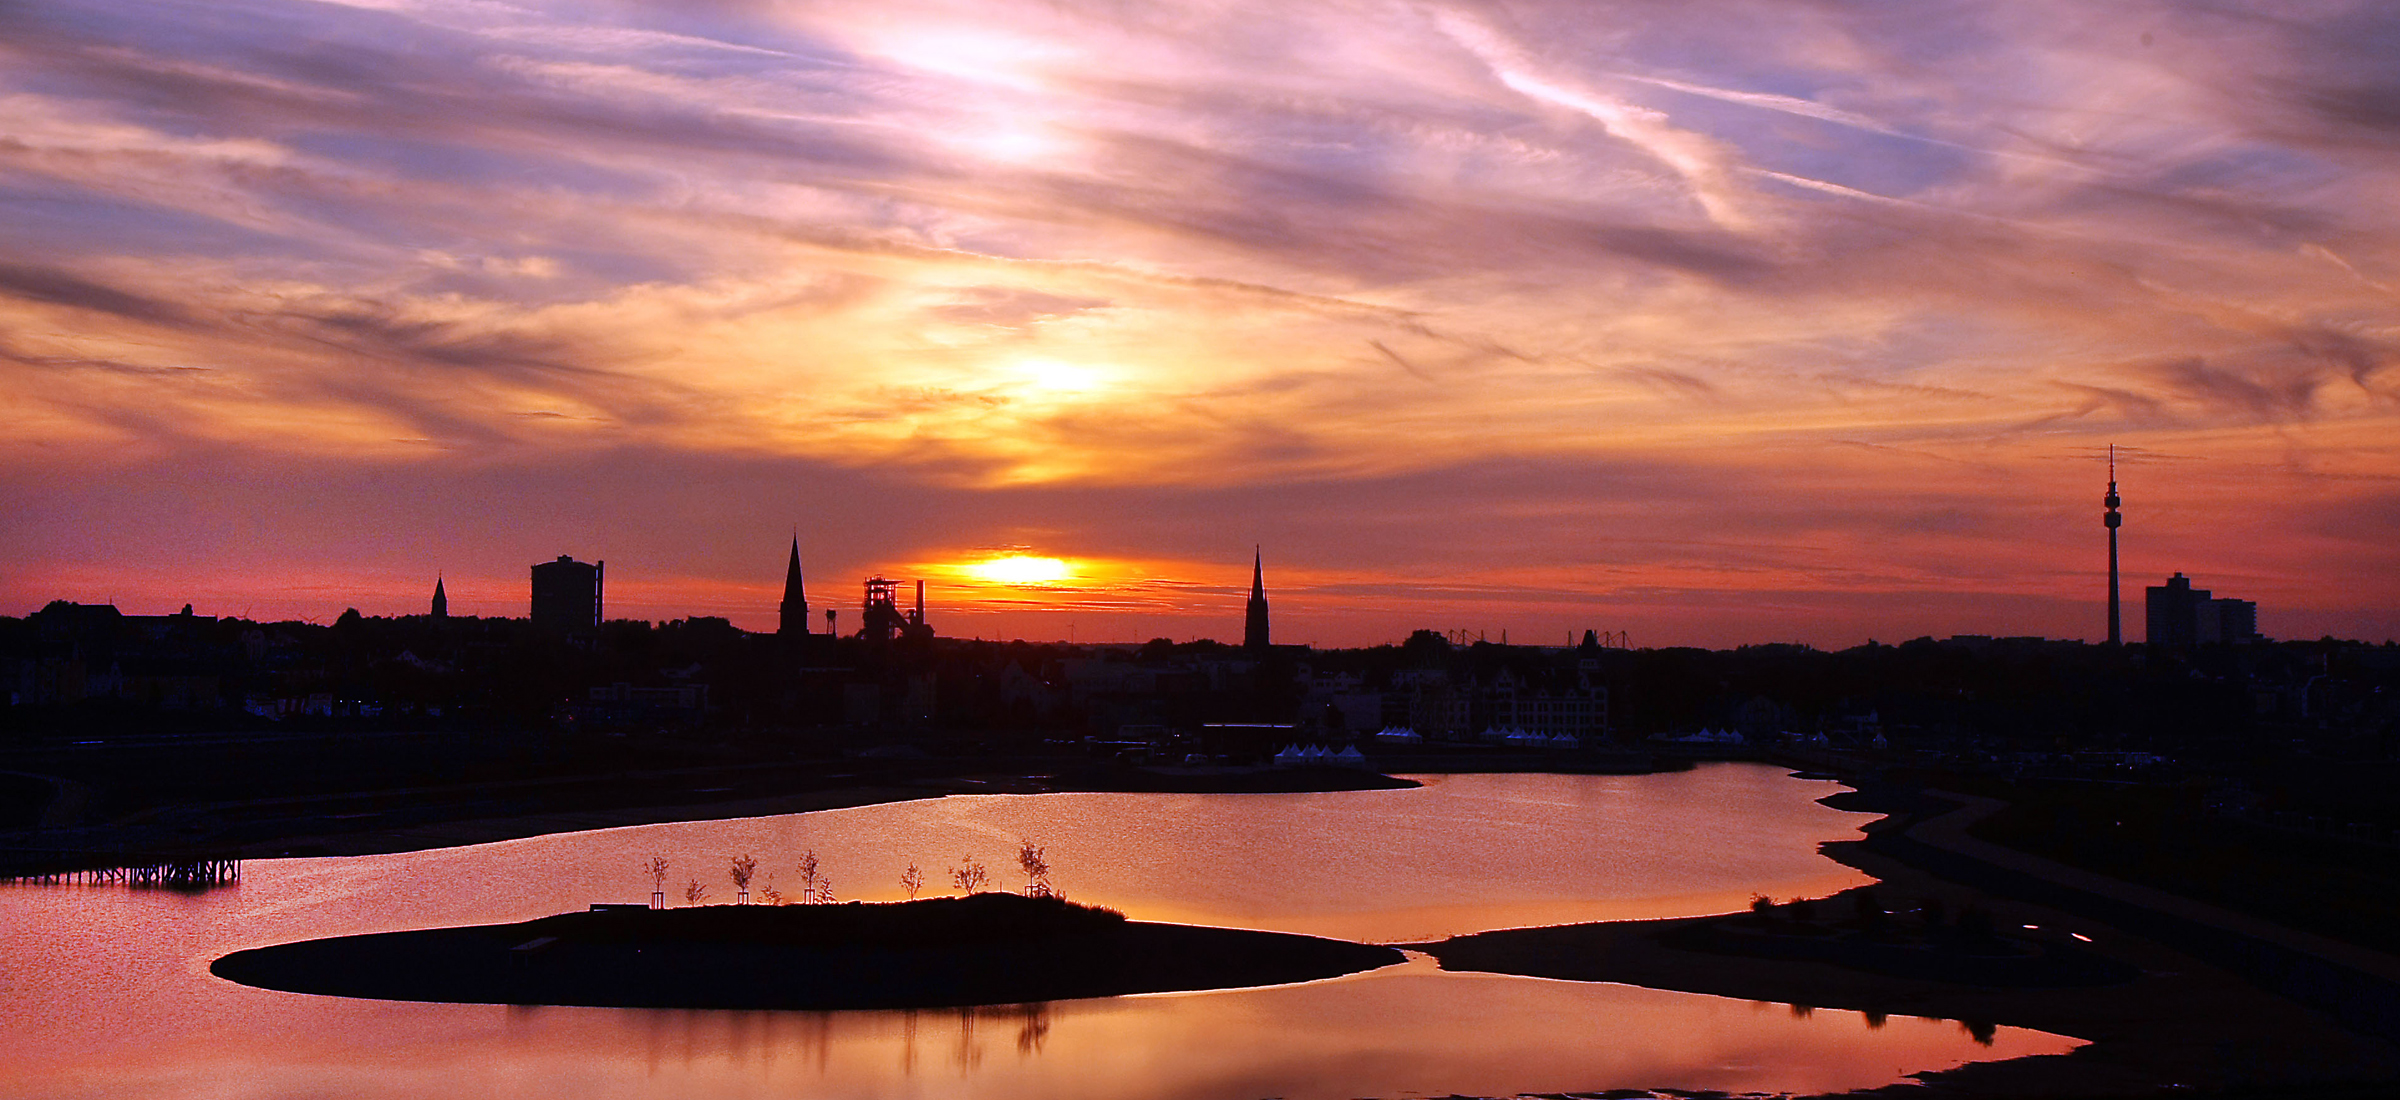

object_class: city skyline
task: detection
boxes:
[5,1,2399,648]
[2,537,2323,651]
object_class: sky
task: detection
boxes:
[3,0,2398,648]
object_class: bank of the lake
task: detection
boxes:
[212,892,1405,1010]
[3,755,1441,872]
[1417,787,2400,1100]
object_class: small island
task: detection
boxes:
[211,892,1405,1010]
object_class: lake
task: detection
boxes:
[0,764,2077,1098]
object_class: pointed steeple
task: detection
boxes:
[431,576,448,620]
[1243,546,1270,651]
[779,536,809,636]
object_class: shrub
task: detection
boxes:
[952,856,989,894]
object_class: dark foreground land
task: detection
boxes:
[1416,788,2400,1100]
[0,727,1439,874]
[211,892,1405,1010]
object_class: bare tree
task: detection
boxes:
[1016,843,1053,898]
[798,850,823,903]
[817,877,836,904]
[759,876,785,905]
[684,878,710,905]
[730,854,757,903]
[901,863,924,900]
[646,856,671,909]
[951,856,988,895]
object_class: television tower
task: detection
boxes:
[2104,445,2122,646]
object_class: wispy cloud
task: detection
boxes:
[2,0,2398,642]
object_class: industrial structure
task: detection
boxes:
[858,576,933,643]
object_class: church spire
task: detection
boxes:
[779,536,809,636]
[1243,547,1270,651]
[431,575,448,620]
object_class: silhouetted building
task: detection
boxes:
[430,577,448,621]
[2208,597,2259,644]
[530,555,603,631]
[1244,549,1271,651]
[2147,572,2261,647]
[2147,573,2206,648]
[2103,447,2122,646]
[779,539,808,636]
[861,576,907,642]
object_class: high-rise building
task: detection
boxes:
[431,576,448,621]
[2204,598,2258,645]
[530,555,603,631]
[2146,572,2261,647]
[2103,446,2122,645]
[2146,573,2206,648]
[779,538,808,636]
[1244,548,1271,651]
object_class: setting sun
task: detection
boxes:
[966,555,1074,584]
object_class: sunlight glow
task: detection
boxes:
[966,555,1074,584]
[1014,358,1104,393]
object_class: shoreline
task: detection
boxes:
[1,759,1430,867]
[1415,790,2400,1099]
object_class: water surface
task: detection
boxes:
[0,765,2077,1099]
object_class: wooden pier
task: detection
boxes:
[0,851,242,889]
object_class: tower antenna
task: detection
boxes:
[2104,444,2123,646]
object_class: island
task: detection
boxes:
[211,892,1405,1010]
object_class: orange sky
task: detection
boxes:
[2,0,2396,646]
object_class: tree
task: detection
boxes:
[900,863,924,900]
[1016,842,1053,898]
[798,850,823,903]
[684,878,709,905]
[759,876,785,905]
[1851,888,1885,930]
[730,854,757,902]
[646,856,671,908]
[951,856,988,894]
[1402,629,1452,663]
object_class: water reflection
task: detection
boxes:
[0,765,2079,1100]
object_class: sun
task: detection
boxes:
[966,555,1074,584]
[1014,358,1103,393]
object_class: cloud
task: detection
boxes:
[3,0,2399,642]
[0,262,197,327]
